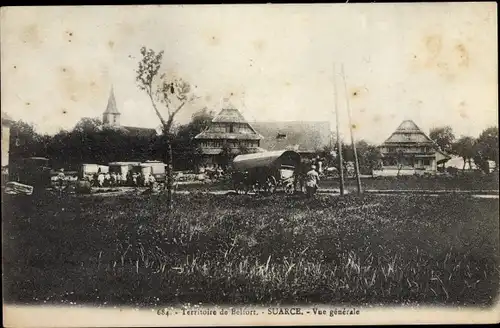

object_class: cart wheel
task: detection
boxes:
[284,182,294,195]
[264,176,277,195]
[251,183,259,194]
[235,183,244,195]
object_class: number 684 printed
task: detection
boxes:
[157,308,171,316]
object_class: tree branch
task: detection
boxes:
[147,86,168,128]
[172,101,186,117]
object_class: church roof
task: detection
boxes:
[106,125,157,137]
[104,88,120,115]
[122,126,157,137]
[381,120,434,145]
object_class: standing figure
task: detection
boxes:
[297,159,311,193]
[148,174,156,186]
[56,168,66,193]
[126,171,133,186]
[97,172,105,187]
[110,172,117,186]
[305,164,320,198]
[92,173,98,187]
[121,172,127,186]
[317,159,323,175]
[137,173,144,187]
[105,172,111,187]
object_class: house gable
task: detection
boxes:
[194,108,262,141]
[382,120,435,146]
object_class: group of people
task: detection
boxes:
[86,170,157,187]
[199,165,225,180]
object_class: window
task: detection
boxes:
[423,159,430,166]
[229,124,234,133]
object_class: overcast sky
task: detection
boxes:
[1,3,497,144]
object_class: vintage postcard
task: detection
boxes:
[1,3,499,327]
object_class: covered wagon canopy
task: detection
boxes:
[232,150,301,171]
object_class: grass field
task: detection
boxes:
[2,191,499,308]
[177,174,500,193]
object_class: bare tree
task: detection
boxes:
[136,47,196,210]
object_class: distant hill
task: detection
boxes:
[251,121,332,152]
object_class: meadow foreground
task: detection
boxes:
[2,192,499,307]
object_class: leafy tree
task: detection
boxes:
[319,145,336,166]
[430,126,455,169]
[357,142,382,176]
[73,117,103,133]
[429,126,455,154]
[189,108,214,134]
[136,46,196,210]
[336,140,382,177]
[9,120,45,161]
[174,108,215,170]
[452,136,476,171]
[330,141,352,177]
[474,126,498,173]
[46,129,71,169]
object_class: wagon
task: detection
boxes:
[10,157,52,190]
[231,150,301,195]
[141,161,167,183]
[108,162,141,185]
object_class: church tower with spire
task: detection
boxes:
[103,87,120,127]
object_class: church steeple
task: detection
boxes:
[103,86,120,126]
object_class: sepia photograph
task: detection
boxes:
[1,3,499,326]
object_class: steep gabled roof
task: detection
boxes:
[212,108,247,123]
[194,132,262,140]
[104,87,120,115]
[194,107,262,140]
[394,120,421,133]
[382,120,434,145]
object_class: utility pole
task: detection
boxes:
[333,63,345,196]
[341,64,362,195]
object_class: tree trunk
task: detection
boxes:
[462,158,466,171]
[166,141,173,211]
